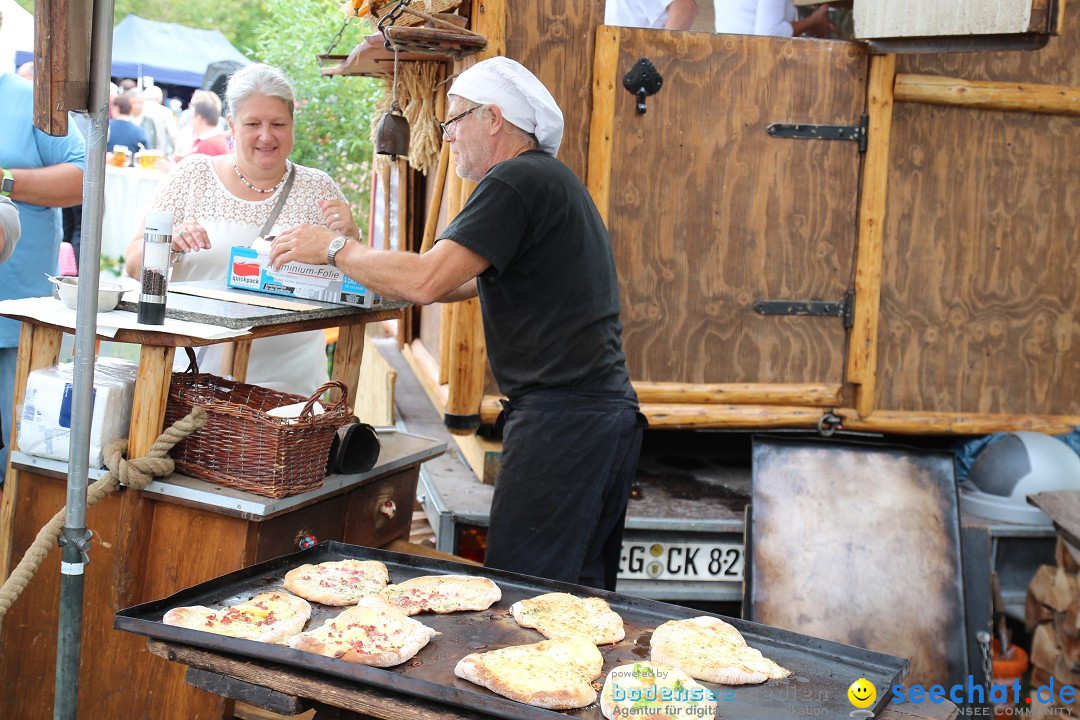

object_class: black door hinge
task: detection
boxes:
[753,291,855,328]
[766,115,869,153]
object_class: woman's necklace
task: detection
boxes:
[233,158,291,194]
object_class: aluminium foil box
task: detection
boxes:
[227,245,378,308]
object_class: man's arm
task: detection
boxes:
[664,0,698,30]
[269,224,490,306]
[2,163,84,208]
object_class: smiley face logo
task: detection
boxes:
[848,678,876,709]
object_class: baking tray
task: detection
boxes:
[116,542,907,719]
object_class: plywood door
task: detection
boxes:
[877,10,1080,415]
[592,29,868,385]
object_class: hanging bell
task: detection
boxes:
[375,105,410,158]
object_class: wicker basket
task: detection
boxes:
[370,0,463,27]
[164,350,352,498]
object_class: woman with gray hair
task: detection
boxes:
[125,63,358,395]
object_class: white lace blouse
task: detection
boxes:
[148,154,348,397]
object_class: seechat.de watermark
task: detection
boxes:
[890,675,1076,716]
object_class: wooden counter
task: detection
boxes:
[0,292,451,719]
[146,640,960,720]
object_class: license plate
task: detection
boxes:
[618,541,744,582]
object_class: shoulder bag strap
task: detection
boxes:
[257,163,298,240]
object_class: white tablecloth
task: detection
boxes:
[101,166,166,260]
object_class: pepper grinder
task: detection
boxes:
[138,210,174,325]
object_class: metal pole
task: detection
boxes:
[54,0,115,717]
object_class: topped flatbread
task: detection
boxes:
[286,596,437,667]
[510,592,625,645]
[378,574,501,615]
[162,590,311,644]
[600,662,719,720]
[650,616,791,685]
[283,559,389,606]
[454,636,605,710]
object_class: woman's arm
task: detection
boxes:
[664,0,698,30]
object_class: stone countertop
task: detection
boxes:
[116,280,409,330]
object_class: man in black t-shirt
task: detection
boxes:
[272,57,645,590]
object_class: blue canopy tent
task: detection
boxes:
[14,14,249,88]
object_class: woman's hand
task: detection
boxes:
[318,198,359,240]
[173,220,211,254]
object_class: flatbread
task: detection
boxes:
[510,592,625,645]
[286,596,437,667]
[650,616,791,685]
[162,590,311,644]
[283,559,390,605]
[454,636,604,710]
[600,662,719,720]
[378,574,501,615]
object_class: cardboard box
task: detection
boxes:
[227,245,378,308]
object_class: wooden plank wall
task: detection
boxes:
[603,31,867,385]
[417,0,605,398]
[877,9,1080,415]
[504,1,606,183]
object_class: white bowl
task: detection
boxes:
[51,276,126,312]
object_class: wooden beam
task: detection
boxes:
[634,382,842,406]
[402,340,449,412]
[418,142,451,255]
[836,408,1080,436]
[471,0,506,60]
[438,147,464,386]
[396,157,410,251]
[894,74,1080,116]
[477,384,842,425]
[847,53,896,419]
[0,324,63,581]
[114,344,175,607]
[586,25,620,225]
[444,298,485,434]
[330,323,366,411]
[453,433,503,485]
[641,404,829,429]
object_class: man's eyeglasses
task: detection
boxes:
[439,105,481,139]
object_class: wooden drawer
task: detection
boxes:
[342,467,420,548]
[254,499,346,563]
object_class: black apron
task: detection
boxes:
[483,389,646,590]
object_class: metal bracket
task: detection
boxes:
[753,291,855,328]
[58,528,94,565]
[623,58,663,114]
[766,115,869,153]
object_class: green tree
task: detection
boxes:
[253,0,380,219]
[111,0,271,56]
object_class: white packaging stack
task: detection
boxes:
[18,357,139,468]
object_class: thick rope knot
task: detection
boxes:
[0,406,208,628]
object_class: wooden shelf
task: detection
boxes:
[320,31,483,78]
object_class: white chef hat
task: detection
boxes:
[448,57,564,157]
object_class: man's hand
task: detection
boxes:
[270,224,338,269]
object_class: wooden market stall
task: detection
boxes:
[0,292,448,719]
[333,0,1080,482]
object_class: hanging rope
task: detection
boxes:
[0,406,207,631]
